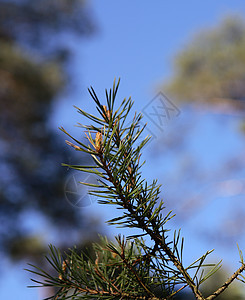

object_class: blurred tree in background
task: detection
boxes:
[157,15,245,251]
[0,0,94,50]
[0,0,99,260]
[158,15,245,299]
[164,16,245,110]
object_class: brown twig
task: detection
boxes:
[206,264,245,300]
[62,277,161,299]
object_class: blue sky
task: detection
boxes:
[3,1,245,299]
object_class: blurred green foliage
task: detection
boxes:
[0,0,97,259]
[0,0,95,49]
[164,16,245,108]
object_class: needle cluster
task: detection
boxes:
[27,79,245,299]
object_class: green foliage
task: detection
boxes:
[0,39,85,255]
[27,80,245,299]
[0,0,97,258]
[0,41,63,114]
[164,16,245,106]
[0,0,95,49]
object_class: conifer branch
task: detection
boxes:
[27,79,245,300]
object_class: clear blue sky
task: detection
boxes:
[3,1,245,299]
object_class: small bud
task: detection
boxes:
[95,132,102,152]
[59,260,68,280]
[95,253,99,266]
[102,105,111,120]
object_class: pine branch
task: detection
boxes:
[85,102,205,299]
[27,79,245,300]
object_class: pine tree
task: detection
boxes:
[27,79,245,299]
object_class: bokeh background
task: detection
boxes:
[1,0,245,299]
